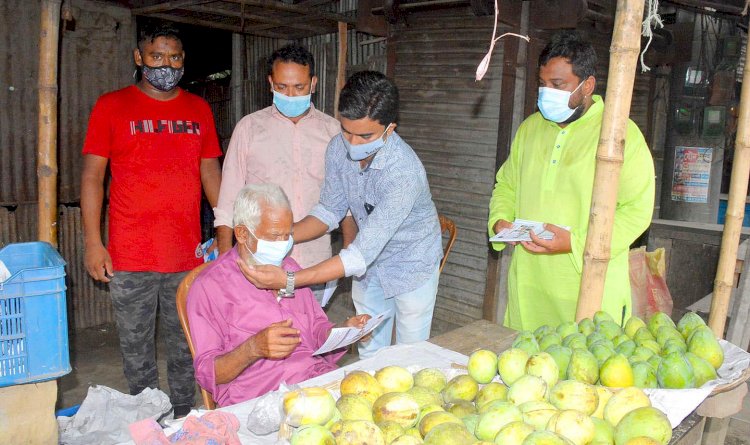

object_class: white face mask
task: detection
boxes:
[537,81,584,123]
[243,230,293,266]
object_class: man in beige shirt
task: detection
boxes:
[215,44,355,302]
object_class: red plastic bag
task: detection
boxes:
[629,247,673,319]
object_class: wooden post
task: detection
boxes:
[333,21,347,119]
[37,0,62,247]
[575,0,645,321]
[708,34,750,338]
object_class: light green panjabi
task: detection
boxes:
[488,95,655,331]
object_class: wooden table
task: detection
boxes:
[427,319,735,445]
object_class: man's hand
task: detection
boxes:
[237,260,286,289]
[248,319,301,360]
[84,243,114,282]
[343,314,371,329]
[342,314,373,342]
[492,219,518,246]
[521,224,572,254]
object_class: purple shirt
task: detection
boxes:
[187,247,344,407]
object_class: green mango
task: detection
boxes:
[612,334,631,348]
[534,324,555,340]
[599,354,634,388]
[647,312,676,336]
[591,417,614,445]
[567,348,599,384]
[597,320,624,340]
[632,361,658,388]
[545,345,573,381]
[647,354,662,371]
[615,339,637,358]
[613,407,672,445]
[587,332,609,348]
[676,312,706,340]
[687,326,724,369]
[639,339,661,356]
[656,352,695,389]
[514,338,540,356]
[629,346,655,363]
[590,342,616,366]
[594,310,615,326]
[539,332,563,351]
[513,330,535,345]
[624,316,647,339]
[633,326,656,343]
[562,332,587,350]
[556,321,579,339]
[655,326,684,347]
[579,318,596,336]
[684,352,718,387]
[660,338,687,357]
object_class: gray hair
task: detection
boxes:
[233,183,291,230]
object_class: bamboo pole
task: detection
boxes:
[333,21,348,119]
[708,42,750,338]
[37,0,62,248]
[575,0,645,321]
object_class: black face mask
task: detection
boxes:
[141,64,184,92]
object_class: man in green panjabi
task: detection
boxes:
[488,31,655,331]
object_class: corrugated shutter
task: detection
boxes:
[391,8,505,335]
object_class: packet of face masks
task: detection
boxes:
[195,238,218,263]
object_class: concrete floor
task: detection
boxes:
[56,291,749,445]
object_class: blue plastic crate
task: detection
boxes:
[0,242,71,387]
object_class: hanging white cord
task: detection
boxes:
[475,0,529,81]
[640,0,663,73]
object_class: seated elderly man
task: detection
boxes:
[187,183,369,407]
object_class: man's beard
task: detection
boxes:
[562,100,586,124]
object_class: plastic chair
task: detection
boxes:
[175,262,216,410]
[438,214,457,274]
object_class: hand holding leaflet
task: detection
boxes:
[313,309,392,355]
[490,218,570,243]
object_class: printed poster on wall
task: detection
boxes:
[671,146,712,203]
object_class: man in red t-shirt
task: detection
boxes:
[81,23,222,417]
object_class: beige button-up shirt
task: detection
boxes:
[214,104,341,268]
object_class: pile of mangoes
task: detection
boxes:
[283,361,673,445]
[508,311,723,389]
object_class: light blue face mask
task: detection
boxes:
[537,81,584,123]
[272,90,311,118]
[342,124,392,161]
[244,230,293,266]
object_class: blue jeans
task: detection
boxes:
[352,266,440,359]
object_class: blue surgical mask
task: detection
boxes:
[272,90,311,118]
[342,124,392,161]
[537,81,584,123]
[244,231,293,266]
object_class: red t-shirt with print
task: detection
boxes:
[83,85,222,273]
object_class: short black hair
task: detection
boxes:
[539,31,597,81]
[138,22,182,51]
[338,71,399,126]
[267,44,315,77]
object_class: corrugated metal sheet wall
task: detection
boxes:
[241,30,386,117]
[391,8,506,335]
[0,0,134,205]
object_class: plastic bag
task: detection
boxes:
[629,246,673,319]
[247,383,298,436]
[58,385,171,445]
